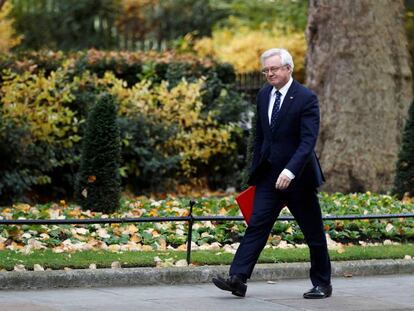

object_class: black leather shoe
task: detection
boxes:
[212,275,247,297]
[303,285,332,299]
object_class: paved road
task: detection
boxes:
[0,274,413,311]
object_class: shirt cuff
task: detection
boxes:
[282,169,295,180]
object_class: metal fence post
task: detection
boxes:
[186,200,196,265]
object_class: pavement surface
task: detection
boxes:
[1,259,414,290]
[0,274,414,311]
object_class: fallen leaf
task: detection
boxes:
[125,224,138,235]
[97,228,110,239]
[177,244,187,251]
[337,247,345,254]
[175,259,188,267]
[111,261,121,269]
[385,223,394,232]
[68,209,81,217]
[108,244,121,252]
[75,228,88,235]
[14,264,26,272]
[142,245,153,251]
[157,238,167,251]
[33,264,44,271]
[48,209,60,219]
[130,234,142,243]
[285,226,293,234]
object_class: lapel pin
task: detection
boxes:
[290,96,294,99]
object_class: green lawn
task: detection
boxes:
[0,244,413,271]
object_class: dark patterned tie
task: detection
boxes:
[270,90,282,132]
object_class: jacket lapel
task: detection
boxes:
[260,85,273,135]
[270,80,298,134]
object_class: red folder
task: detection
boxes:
[235,186,256,224]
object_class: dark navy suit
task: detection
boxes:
[230,80,331,286]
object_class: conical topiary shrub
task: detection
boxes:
[76,93,121,213]
[393,99,414,199]
[241,109,257,190]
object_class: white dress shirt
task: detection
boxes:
[267,77,295,180]
[267,77,293,123]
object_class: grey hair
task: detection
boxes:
[260,48,294,70]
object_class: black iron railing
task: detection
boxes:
[1,200,414,264]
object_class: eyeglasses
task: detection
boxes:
[261,65,287,75]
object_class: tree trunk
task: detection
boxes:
[306,0,413,193]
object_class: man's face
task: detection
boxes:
[262,55,291,89]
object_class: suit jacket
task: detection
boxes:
[247,80,325,189]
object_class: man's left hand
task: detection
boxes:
[275,173,292,190]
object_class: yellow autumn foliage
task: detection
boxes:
[0,69,80,147]
[102,72,237,176]
[1,63,238,180]
[0,1,22,53]
[194,26,306,74]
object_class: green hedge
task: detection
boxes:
[393,100,414,199]
[0,50,250,204]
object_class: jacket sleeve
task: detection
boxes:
[285,93,320,176]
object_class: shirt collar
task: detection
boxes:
[271,77,293,97]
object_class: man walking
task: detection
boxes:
[212,48,332,299]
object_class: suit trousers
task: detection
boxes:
[229,162,331,286]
